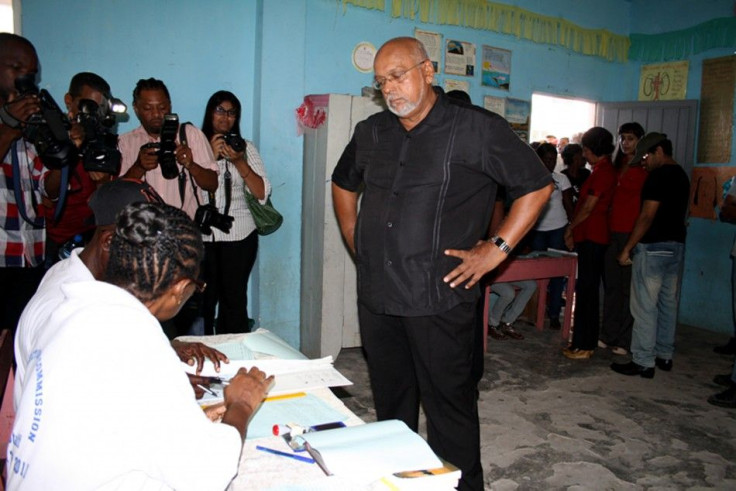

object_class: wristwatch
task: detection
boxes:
[489,235,512,254]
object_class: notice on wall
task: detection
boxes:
[697,55,735,164]
[505,98,531,142]
[689,166,736,220]
[444,39,476,76]
[415,29,442,74]
[638,61,689,101]
[481,46,511,91]
[483,95,506,117]
[443,79,470,95]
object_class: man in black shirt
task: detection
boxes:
[331,37,552,490]
[612,133,690,379]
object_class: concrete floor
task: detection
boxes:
[333,321,736,490]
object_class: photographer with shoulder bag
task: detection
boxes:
[200,91,272,334]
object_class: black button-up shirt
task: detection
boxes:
[332,92,551,316]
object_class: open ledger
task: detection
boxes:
[301,420,460,487]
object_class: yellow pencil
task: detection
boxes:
[264,392,307,402]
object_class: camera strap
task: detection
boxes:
[176,122,201,209]
[223,161,232,216]
[10,140,51,228]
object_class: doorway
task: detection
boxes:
[529,93,596,146]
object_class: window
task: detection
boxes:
[0,0,14,33]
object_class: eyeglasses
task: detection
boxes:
[372,59,428,91]
[214,106,238,118]
[190,278,207,293]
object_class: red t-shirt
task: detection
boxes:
[42,160,96,244]
[572,157,616,244]
[609,165,648,233]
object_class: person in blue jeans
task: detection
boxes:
[487,280,536,340]
[611,133,689,379]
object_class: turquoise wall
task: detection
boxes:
[17,0,736,344]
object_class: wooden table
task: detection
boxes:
[482,253,577,351]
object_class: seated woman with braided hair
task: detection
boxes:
[8,202,274,490]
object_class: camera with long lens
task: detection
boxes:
[223,132,245,153]
[158,113,180,179]
[76,97,126,175]
[12,74,75,169]
[194,203,234,235]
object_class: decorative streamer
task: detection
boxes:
[629,17,736,63]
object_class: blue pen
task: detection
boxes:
[255,445,315,464]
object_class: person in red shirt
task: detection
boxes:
[42,72,117,265]
[600,122,647,355]
[563,127,617,359]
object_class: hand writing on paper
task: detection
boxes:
[171,340,229,374]
[222,367,275,441]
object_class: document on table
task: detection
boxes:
[245,393,348,440]
[184,357,353,396]
[302,420,442,480]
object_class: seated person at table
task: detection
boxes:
[8,202,274,490]
[487,280,537,340]
[14,179,227,407]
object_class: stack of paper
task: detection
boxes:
[302,419,459,487]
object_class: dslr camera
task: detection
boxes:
[194,203,234,235]
[141,114,180,179]
[223,132,245,153]
[76,97,126,175]
[11,74,75,169]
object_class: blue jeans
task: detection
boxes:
[529,227,565,318]
[630,242,685,367]
[488,280,537,325]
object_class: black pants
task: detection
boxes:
[358,302,483,491]
[601,232,634,348]
[0,265,45,334]
[202,232,258,334]
[571,240,607,350]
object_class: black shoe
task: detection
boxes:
[549,318,561,330]
[707,384,736,408]
[500,323,524,340]
[713,374,733,387]
[611,361,655,379]
[714,337,736,355]
[488,325,507,340]
[655,357,672,371]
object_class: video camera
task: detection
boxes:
[13,74,75,170]
[76,97,127,175]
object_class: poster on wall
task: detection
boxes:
[444,79,470,94]
[697,55,735,164]
[505,98,531,141]
[414,28,442,73]
[638,61,689,101]
[444,39,476,76]
[481,45,511,90]
[689,166,736,220]
[483,95,506,116]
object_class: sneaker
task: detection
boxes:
[714,337,736,355]
[611,346,628,356]
[488,325,507,340]
[549,318,561,330]
[500,323,524,340]
[708,384,736,408]
[597,340,609,349]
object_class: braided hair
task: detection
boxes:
[106,202,203,303]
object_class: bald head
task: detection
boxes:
[375,37,429,66]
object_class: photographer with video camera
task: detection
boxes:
[200,90,270,334]
[41,72,123,266]
[0,33,47,331]
[119,78,218,219]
